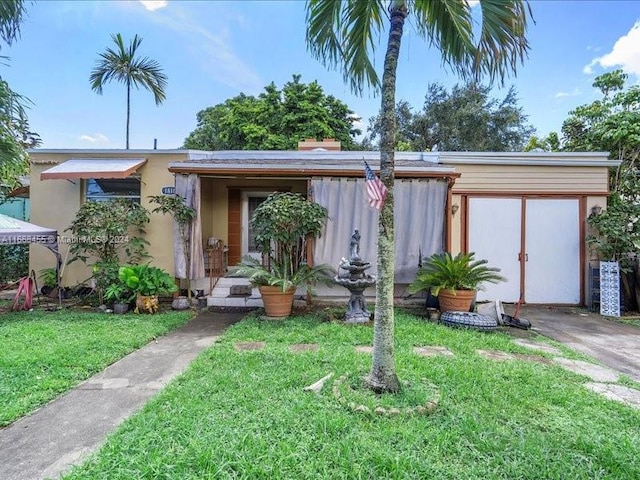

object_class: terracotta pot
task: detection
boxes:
[136,295,159,314]
[258,285,295,318]
[437,289,475,313]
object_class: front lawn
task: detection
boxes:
[0,309,193,427]
[64,310,640,479]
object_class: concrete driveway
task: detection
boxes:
[509,305,640,382]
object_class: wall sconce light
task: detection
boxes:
[451,203,459,216]
[590,205,602,217]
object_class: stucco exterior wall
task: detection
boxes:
[29,151,188,287]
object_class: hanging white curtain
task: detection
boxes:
[174,174,205,280]
[312,177,447,283]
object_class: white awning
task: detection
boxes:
[40,158,147,180]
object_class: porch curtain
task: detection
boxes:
[311,177,447,283]
[174,174,205,280]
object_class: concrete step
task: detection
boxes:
[207,295,263,308]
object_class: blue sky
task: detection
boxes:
[3,0,640,150]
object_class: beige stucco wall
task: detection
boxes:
[29,151,188,287]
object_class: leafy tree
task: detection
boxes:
[0,0,40,195]
[183,75,362,150]
[524,131,560,152]
[367,83,534,151]
[562,70,640,307]
[90,33,167,149]
[306,0,532,393]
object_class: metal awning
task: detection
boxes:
[40,158,147,180]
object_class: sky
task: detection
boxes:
[2,0,640,150]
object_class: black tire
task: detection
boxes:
[440,311,497,332]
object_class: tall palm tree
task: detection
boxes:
[90,33,167,149]
[306,0,532,393]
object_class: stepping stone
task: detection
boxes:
[512,353,553,365]
[413,346,454,357]
[584,382,640,409]
[234,342,265,351]
[553,357,620,383]
[477,349,515,361]
[513,338,562,355]
[355,346,373,354]
[289,343,319,353]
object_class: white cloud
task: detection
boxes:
[139,1,168,12]
[584,20,640,77]
[555,88,581,99]
[466,0,480,7]
[147,6,262,92]
[79,133,109,143]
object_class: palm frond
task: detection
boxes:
[89,33,167,103]
[474,0,532,84]
[306,0,385,95]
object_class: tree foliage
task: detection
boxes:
[0,0,40,195]
[183,75,361,151]
[524,131,560,152]
[90,33,167,149]
[367,83,534,151]
[306,0,532,393]
[562,70,640,275]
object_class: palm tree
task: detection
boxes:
[90,33,167,149]
[306,0,532,393]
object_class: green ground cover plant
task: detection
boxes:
[64,310,640,479]
[0,309,192,426]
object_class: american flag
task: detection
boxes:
[364,161,387,210]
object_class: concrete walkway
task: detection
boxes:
[511,305,640,382]
[0,309,245,480]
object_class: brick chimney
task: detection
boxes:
[297,138,341,151]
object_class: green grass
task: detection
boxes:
[0,309,193,427]
[63,310,640,479]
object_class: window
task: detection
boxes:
[85,177,141,202]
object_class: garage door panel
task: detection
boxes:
[525,199,580,303]
[468,198,521,302]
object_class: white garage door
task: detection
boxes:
[468,198,521,302]
[468,197,581,304]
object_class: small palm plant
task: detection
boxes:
[409,252,506,296]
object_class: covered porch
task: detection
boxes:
[169,151,457,307]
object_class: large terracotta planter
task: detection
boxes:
[437,289,475,313]
[259,285,295,318]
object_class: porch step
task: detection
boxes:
[207,294,263,308]
[207,275,263,308]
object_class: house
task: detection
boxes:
[28,141,616,306]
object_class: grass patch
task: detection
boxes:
[0,309,192,426]
[64,310,640,479]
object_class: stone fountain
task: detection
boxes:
[334,229,376,323]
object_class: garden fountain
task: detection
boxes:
[334,229,376,323]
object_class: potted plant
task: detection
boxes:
[104,282,134,314]
[231,192,334,318]
[118,264,178,314]
[408,252,506,313]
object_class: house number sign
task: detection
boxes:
[161,186,175,195]
[600,261,620,317]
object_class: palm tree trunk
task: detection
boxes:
[367,2,407,394]
[126,78,131,149]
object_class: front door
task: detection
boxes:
[241,192,270,260]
